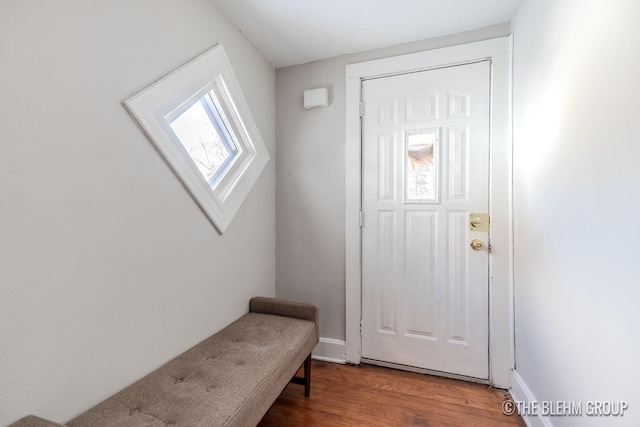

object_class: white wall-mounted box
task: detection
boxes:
[303,87,329,109]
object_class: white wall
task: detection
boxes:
[511,0,640,425]
[0,1,275,425]
[275,24,511,345]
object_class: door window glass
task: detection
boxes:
[406,129,439,202]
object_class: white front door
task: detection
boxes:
[361,61,491,379]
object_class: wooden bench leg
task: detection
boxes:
[290,354,312,397]
[303,354,311,397]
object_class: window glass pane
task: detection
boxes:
[406,130,438,201]
[169,94,236,185]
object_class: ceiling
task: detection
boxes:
[210,0,521,69]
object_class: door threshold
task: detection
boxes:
[360,358,490,385]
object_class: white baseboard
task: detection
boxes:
[510,370,554,427]
[312,337,346,364]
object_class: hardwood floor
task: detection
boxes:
[259,360,525,426]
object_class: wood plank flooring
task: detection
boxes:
[259,360,525,426]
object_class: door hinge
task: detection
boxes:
[359,211,365,227]
[359,101,364,117]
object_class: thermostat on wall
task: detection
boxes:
[304,87,329,109]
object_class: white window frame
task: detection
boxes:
[124,44,269,233]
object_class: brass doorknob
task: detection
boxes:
[470,239,485,251]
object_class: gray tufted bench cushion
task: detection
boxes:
[10,297,319,427]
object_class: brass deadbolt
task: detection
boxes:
[469,213,489,232]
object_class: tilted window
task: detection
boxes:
[124,45,269,233]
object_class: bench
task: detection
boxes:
[11,297,319,427]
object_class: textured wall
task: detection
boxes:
[0,1,275,424]
[512,0,640,425]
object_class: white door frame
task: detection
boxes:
[345,36,514,388]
